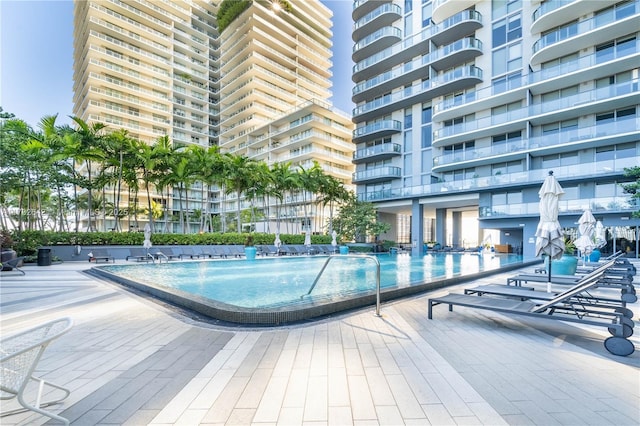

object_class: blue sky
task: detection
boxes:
[0,0,354,128]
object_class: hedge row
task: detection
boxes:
[9,231,334,256]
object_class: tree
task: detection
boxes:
[221,154,258,234]
[620,166,640,218]
[331,194,390,243]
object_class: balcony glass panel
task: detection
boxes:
[354,143,402,160]
[533,2,639,53]
[353,166,402,181]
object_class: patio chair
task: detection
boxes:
[181,247,201,259]
[153,248,182,261]
[126,248,153,262]
[1,317,74,425]
[428,264,636,356]
[257,245,279,256]
[88,248,115,263]
[1,257,25,275]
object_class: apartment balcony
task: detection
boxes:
[433,78,638,146]
[430,9,482,47]
[433,39,640,121]
[358,158,637,202]
[352,119,402,144]
[352,26,402,63]
[432,0,476,23]
[531,2,640,65]
[353,143,402,164]
[352,26,432,83]
[353,66,482,122]
[352,0,392,21]
[353,3,402,42]
[353,166,402,184]
[353,37,482,103]
[531,0,604,34]
[482,196,639,219]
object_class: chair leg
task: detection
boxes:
[5,376,71,425]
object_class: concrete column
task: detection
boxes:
[411,200,424,256]
[452,211,462,249]
[435,208,447,247]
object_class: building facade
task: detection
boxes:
[72,0,354,234]
[351,0,640,257]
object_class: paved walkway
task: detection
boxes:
[1,260,638,425]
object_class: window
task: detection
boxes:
[421,125,432,148]
[492,13,521,48]
[492,71,521,94]
[492,0,521,19]
[421,2,432,27]
[596,36,637,63]
[421,104,432,124]
[404,153,412,174]
[404,14,413,36]
[404,108,412,129]
[405,0,413,13]
[596,107,636,126]
[493,42,522,76]
[404,129,413,152]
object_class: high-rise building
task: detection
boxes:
[72,0,354,234]
[351,0,640,257]
[217,0,354,234]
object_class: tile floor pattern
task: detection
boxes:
[0,260,638,425]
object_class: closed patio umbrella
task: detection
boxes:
[304,232,311,247]
[274,232,282,249]
[143,223,152,251]
[574,209,596,264]
[594,221,606,248]
[534,171,565,292]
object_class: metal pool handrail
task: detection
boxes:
[302,254,382,317]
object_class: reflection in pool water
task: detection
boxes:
[99,253,523,309]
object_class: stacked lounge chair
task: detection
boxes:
[428,259,636,356]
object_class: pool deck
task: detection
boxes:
[1,259,639,425]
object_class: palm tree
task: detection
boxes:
[221,154,258,233]
[69,117,109,231]
[296,161,323,235]
[269,161,296,234]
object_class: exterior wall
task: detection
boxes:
[352,0,640,257]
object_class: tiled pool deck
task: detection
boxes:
[1,259,638,425]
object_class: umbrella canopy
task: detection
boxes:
[535,172,565,260]
[331,230,337,247]
[574,209,596,256]
[534,172,565,291]
[304,232,311,247]
[274,233,282,248]
[143,223,152,249]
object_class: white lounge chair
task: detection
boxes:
[1,317,74,425]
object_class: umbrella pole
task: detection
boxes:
[547,257,552,293]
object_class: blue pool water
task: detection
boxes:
[99,253,523,310]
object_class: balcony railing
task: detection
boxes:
[532,0,574,22]
[434,39,640,114]
[353,143,402,161]
[353,120,402,139]
[482,196,638,218]
[353,166,402,182]
[532,2,639,53]
[358,157,637,202]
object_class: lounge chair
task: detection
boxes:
[428,263,636,356]
[126,248,153,262]
[507,260,634,287]
[181,247,201,259]
[257,245,280,256]
[153,248,182,261]
[88,248,115,263]
[1,256,25,275]
[0,317,74,425]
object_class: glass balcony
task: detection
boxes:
[433,38,639,115]
[532,0,573,22]
[483,196,638,218]
[353,26,402,62]
[352,166,402,183]
[357,158,636,202]
[532,2,639,53]
[353,119,402,142]
[353,143,402,163]
[353,3,402,41]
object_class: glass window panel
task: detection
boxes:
[421,125,432,148]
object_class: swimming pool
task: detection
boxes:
[91,253,532,325]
